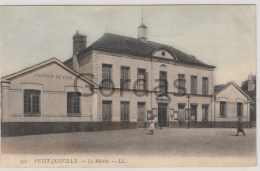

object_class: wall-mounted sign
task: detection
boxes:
[33,73,73,80]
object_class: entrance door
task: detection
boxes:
[158,103,168,127]
[137,102,146,128]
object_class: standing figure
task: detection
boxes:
[236,118,246,136]
[149,118,155,135]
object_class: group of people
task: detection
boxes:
[148,117,246,136]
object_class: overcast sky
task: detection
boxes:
[0,5,256,85]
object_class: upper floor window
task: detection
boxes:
[24,89,41,115]
[137,68,146,90]
[159,71,168,95]
[202,77,209,95]
[178,74,186,94]
[102,64,112,88]
[220,101,227,117]
[67,92,81,114]
[120,66,130,89]
[237,102,243,117]
[191,75,197,95]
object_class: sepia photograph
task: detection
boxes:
[0,4,257,168]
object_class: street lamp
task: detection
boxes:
[187,94,191,128]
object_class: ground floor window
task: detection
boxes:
[102,101,112,121]
[67,92,81,114]
[190,104,197,121]
[220,101,227,117]
[178,103,186,120]
[237,102,243,117]
[202,105,209,121]
[24,89,41,115]
[121,101,130,121]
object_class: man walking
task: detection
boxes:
[236,118,246,136]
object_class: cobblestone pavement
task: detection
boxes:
[1,128,256,158]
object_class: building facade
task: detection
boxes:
[64,24,215,128]
[213,82,251,123]
[1,23,252,136]
[241,74,256,122]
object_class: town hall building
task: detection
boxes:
[1,22,252,136]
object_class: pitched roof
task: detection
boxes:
[1,58,98,88]
[214,84,226,92]
[213,81,252,100]
[77,33,215,68]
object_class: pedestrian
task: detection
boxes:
[236,118,246,136]
[149,118,155,135]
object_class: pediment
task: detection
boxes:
[152,48,177,60]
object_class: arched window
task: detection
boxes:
[159,64,167,94]
[160,64,167,71]
[24,89,41,115]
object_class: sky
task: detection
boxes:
[0,5,256,85]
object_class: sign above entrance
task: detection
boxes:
[156,94,171,104]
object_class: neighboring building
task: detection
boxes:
[0,22,253,136]
[213,82,252,122]
[241,74,256,122]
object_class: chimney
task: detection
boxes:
[248,73,254,91]
[73,31,87,54]
[138,23,147,43]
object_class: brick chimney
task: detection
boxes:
[73,31,87,54]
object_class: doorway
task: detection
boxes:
[158,103,168,127]
[137,102,146,128]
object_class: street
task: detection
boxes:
[1,128,256,167]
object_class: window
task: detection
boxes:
[220,101,227,117]
[120,66,130,89]
[102,101,112,121]
[24,90,41,114]
[121,101,130,121]
[191,76,197,95]
[67,92,81,114]
[178,74,186,94]
[237,102,243,117]
[159,71,167,94]
[137,68,146,90]
[102,64,112,88]
[190,105,197,121]
[202,105,209,121]
[162,51,165,56]
[202,77,209,95]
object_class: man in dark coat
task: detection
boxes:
[236,118,246,136]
